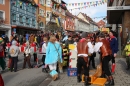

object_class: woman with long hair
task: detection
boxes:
[45,35,62,81]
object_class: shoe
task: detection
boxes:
[106,79,114,85]
[77,76,81,83]
[84,77,89,86]
[100,74,106,78]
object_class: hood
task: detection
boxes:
[12,41,17,45]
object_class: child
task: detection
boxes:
[62,44,69,68]
[124,40,130,70]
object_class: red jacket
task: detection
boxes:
[0,74,4,86]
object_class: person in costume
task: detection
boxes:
[109,30,118,73]
[77,32,93,86]
[45,35,62,81]
[0,38,6,71]
[94,33,114,85]
[124,40,130,70]
[62,44,69,68]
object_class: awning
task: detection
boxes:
[107,6,130,24]
[11,25,41,31]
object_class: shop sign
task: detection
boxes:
[107,6,130,11]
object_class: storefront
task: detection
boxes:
[107,6,130,55]
[11,25,41,35]
[0,24,11,38]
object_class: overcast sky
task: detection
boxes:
[63,0,107,22]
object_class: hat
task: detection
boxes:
[81,32,88,38]
[0,37,3,43]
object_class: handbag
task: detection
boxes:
[53,43,61,62]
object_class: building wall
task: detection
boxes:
[0,0,10,24]
[10,0,37,29]
[77,13,89,23]
[97,20,105,28]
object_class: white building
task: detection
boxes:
[75,16,90,32]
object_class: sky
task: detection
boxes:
[63,0,107,22]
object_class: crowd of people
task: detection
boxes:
[0,30,119,86]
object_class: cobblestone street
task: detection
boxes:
[46,55,130,86]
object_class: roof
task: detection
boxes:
[61,0,66,4]
[66,11,75,18]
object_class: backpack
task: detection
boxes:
[0,44,4,52]
[10,48,16,55]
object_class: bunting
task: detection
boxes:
[65,0,107,7]
[68,0,107,11]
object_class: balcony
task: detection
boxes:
[52,9,60,15]
[11,6,17,11]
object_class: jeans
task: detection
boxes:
[10,57,18,72]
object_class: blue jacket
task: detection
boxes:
[45,42,62,64]
[110,37,118,55]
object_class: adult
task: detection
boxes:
[77,32,93,86]
[23,42,32,69]
[45,35,62,81]
[109,30,118,73]
[0,38,6,71]
[65,35,74,49]
[9,40,20,72]
[94,33,114,85]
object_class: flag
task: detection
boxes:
[56,18,60,27]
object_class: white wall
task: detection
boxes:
[75,19,90,32]
[77,13,89,23]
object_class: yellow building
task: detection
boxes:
[34,0,67,31]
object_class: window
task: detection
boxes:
[11,13,16,21]
[0,11,4,19]
[46,0,51,6]
[39,9,44,17]
[32,20,35,26]
[26,18,30,25]
[0,0,4,4]
[40,0,45,5]
[46,12,50,18]
[19,16,23,23]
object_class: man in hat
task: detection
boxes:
[77,32,93,86]
[94,33,114,85]
[0,37,6,71]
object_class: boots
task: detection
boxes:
[77,76,81,83]
[106,79,114,85]
[84,77,89,86]
[106,76,114,86]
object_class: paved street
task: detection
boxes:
[1,53,130,86]
[46,53,130,86]
[1,53,49,86]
